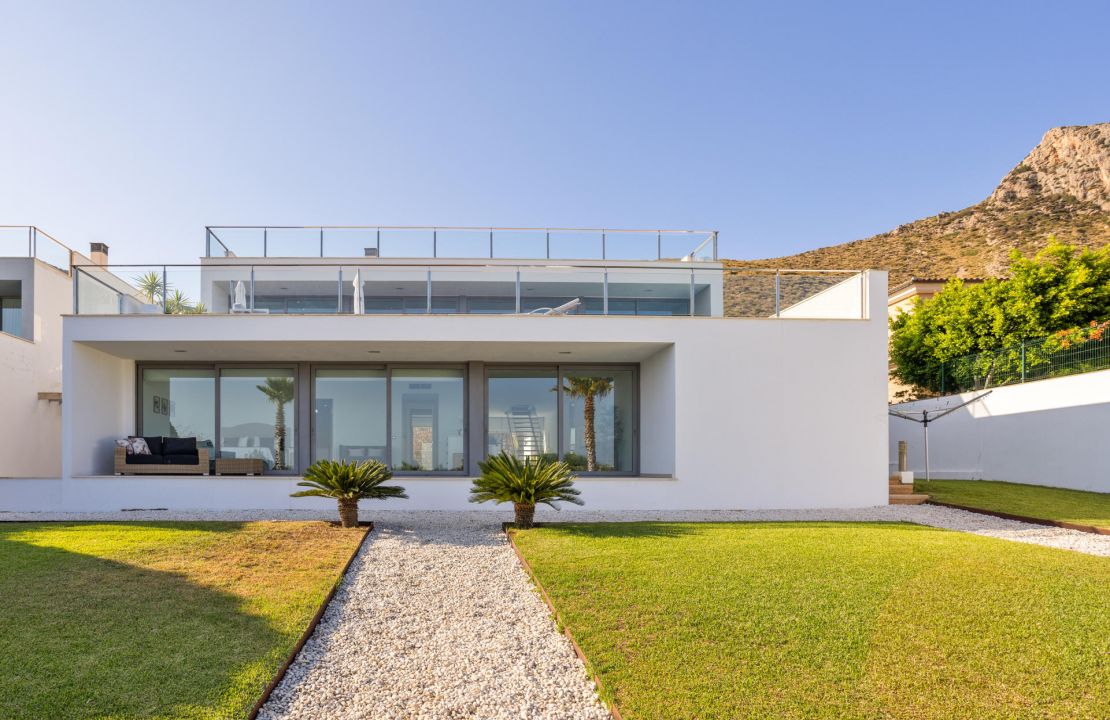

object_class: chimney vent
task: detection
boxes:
[90,242,109,266]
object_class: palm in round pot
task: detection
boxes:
[469,451,583,529]
[292,459,408,528]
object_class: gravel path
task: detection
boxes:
[257,513,610,720]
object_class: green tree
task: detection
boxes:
[133,271,166,305]
[256,377,294,470]
[890,240,1110,394]
[562,376,614,471]
[292,459,407,527]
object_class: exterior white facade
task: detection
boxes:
[889,369,1110,493]
[0,229,88,478]
[3,227,890,512]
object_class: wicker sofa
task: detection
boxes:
[114,445,211,475]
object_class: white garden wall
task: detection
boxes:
[889,369,1110,492]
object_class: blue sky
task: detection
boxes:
[2,0,1108,264]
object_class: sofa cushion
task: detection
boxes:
[125,453,162,465]
[143,436,164,455]
[163,453,200,466]
[163,437,197,455]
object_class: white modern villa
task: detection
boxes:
[5,226,889,512]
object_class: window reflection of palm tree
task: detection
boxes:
[257,377,294,470]
[562,376,613,471]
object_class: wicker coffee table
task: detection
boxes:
[215,457,264,476]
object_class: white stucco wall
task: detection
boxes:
[0,260,70,477]
[889,369,1110,492]
[778,272,866,319]
[28,270,889,512]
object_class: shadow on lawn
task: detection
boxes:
[0,533,279,720]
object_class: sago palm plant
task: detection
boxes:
[469,451,583,528]
[292,459,408,527]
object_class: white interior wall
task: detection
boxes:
[890,369,1110,492]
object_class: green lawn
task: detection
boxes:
[0,521,365,720]
[918,479,1110,530]
[513,522,1110,720]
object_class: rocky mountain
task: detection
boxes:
[725,123,1110,305]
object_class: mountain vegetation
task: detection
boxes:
[724,123,1110,315]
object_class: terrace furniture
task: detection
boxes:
[215,457,264,476]
[115,436,210,475]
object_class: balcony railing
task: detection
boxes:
[0,226,72,273]
[73,261,866,319]
[205,226,718,262]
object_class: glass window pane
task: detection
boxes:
[487,368,558,460]
[314,369,387,463]
[1,296,23,337]
[219,368,296,471]
[140,369,215,451]
[390,368,465,472]
[561,368,635,472]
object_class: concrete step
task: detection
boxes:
[889,493,930,505]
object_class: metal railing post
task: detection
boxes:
[601,231,606,260]
[603,270,609,315]
[546,230,550,259]
[515,268,521,313]
[337,267,343,313]
[689,268,695,317]
[433,230,437,258]
[489,229,494,258]
[73,267,80,315]
[1021,339,1026,382]
[205,228,211,257]
[426,268,432,313]
[263,228,268,257]
[320,228,325,258]
[250,266,255,310]
[31,227,37,259]
[777,271,785,316]
[161,266,168,313]
[657,231,662,260]
[712,231,718,261]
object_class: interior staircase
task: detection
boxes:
[889,476,929,505]
[506,405,544,458]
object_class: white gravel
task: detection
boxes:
[257,512,611,720]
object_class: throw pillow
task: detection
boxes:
[116,438,133,455]
[127,436,151,455]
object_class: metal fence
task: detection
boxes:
[0,226,72,273]
[940,331,1110,393]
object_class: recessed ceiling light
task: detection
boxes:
[394,287,405,290]
[558,351,572,355]
[173,349,187,353]
[367,350,381,354]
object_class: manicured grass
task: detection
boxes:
[0,521,365,720]
[514,522,1110,720]
[917,479,1110,530]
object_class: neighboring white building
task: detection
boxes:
[0,227,95,478]
[6,226,890,512]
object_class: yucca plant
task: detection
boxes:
[291,459,408,528]
[469,451,583,528]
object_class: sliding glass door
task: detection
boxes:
[313,369,387,463]
[139,368,216,451]
[561,368,635,472]
[390,368,466,472]
[487,368,558,460]
[484,365,637,474]
[219,368,296,472]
